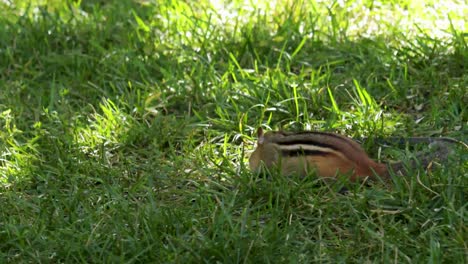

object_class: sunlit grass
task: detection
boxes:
[0,0,466,262]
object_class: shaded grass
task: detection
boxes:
[0,0,467,262]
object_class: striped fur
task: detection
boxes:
[249,128,462,181]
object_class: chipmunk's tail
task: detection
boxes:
[386,139,465,176]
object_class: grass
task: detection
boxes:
[0,0,467,262]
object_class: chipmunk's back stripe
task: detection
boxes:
[277,144,336,157]
[294,131,364,149]
[271,131,366,154]
[275,139,339,151]
[281,149,330,157]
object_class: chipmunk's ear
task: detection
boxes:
[257,127,265,144]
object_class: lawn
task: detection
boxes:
[0,0,467,262]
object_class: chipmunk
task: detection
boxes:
[249,128,465,182]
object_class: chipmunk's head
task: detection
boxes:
[249,127,280,173]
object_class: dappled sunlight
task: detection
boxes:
[73,99,131,161]
[207,0,465,40]
[0,0,84,22]
[193,131,249,182]
[3,0,465,42]
[319,0,466,39]
[0,110,41,187]
[208,0,278,28]
[0,0,466,262]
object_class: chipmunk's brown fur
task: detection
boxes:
[249,128,464,181]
